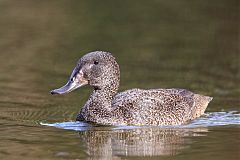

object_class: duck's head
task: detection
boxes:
[50,51,120,94]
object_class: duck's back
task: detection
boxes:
[111,88,212,126]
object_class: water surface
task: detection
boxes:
[0,0,239,160]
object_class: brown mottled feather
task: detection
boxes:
[58,51,213,126]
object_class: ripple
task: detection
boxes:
[185,111,240,128]
[40,111,240,131]
[41,121,92,131]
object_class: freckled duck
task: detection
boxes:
[51,51,213,126]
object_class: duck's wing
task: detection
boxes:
[112,88,211,125]
[112,88,194,110]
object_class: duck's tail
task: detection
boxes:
[192,94,213,118]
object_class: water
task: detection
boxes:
[0,0,239,160]
[40,112,240,159]
[41,111,240,131]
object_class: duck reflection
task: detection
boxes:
[78,127,207,159]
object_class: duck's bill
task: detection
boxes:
[50,81,78,94]
[50,68,88,95]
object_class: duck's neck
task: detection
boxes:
[91,87,118,107]
[93,73,120,103]
[78,79,120,123]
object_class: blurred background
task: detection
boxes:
[0,0,239,160]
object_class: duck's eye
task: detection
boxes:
[94,60,99,65]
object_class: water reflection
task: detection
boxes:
[41,111,240,158]
[78,127,207,158]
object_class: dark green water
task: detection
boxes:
[0,0,239,159]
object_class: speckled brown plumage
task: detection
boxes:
[51,51,213,126]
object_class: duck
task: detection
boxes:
[50,51,213,126]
